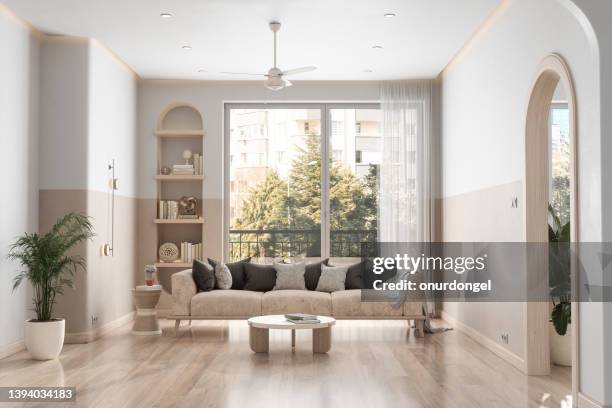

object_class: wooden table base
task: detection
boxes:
[312,326,332,353]
[249,326,269,353]
[248,326,332,353]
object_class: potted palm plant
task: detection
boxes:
[548,204,571,366]
[7,212,94,360]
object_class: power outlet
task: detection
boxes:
[91,315,99,326]
[501,332,509,344]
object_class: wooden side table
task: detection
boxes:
[132,286,162,335]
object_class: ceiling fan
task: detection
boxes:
[220,21,316,90]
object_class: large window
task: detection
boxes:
[226,104,380,262]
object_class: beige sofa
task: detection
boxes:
[170,269,426,337]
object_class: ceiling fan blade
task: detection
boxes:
[219,71,266,76]
[282,66,317,76]
[284,79,293,87]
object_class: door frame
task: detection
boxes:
[523,53,578,400]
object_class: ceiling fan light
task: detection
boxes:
[264,76,285,91]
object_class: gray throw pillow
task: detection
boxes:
[214,263,233,290]
[273,261,306,290]
[316,264,348,292]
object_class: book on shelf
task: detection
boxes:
[284,313,318,321]
[157,200,177,219]
[193,154,203,176]
[178,214,199,219]
[286,318,321,324]
[172,164,195,176]
[180,242,203,263]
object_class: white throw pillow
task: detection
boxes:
[316,264,348,292]
[273,261,306,290]
[214,263,233,290]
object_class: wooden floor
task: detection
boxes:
[0,319,571,408]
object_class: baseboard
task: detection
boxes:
[64,311,135,344]
[441,310,526,373]
[0,339,26,360]
[578,392,610,408]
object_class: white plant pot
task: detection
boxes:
[24,319,65,360]
[550,322,572,367]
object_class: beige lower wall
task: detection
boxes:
[40,190,138,338]
[441,181,526,359]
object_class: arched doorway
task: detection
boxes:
[524,53,578,399]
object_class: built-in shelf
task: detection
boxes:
[154,218,204,224]
[155,262,192,268]
[155,175,204,181]
[155,129,203,138]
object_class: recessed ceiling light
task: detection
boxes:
[198,69,206,73]
[182,45,192,50]
[372,45,383,49]
[160,13,173,18]
[363,69,373,73]
[384,13,396,18]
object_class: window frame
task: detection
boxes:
[223,102,380,261]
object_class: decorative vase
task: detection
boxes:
[144,264,157,286]
[550,322,572,366]
[24,319,65,360]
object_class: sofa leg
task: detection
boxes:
[414,319,424,338]
[174,319,181,337]
[188,319,192,326]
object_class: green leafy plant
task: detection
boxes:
[7,213,94,322]
[548,204,571,335]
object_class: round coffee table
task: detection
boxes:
[247,315,336,353]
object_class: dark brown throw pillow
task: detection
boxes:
[329,260,364,289]
[243,263,277,292]
[280,259,328,290]
[192,260,215,292]
[208,257,251,290]
[306,259,329,290]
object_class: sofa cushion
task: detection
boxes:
[346,260,364,289]
[273,262,306,290]
[316,264,348,292]
[208,257,250,290]
[192,260,215,292]
[305,259,328,290]
[214,263,232,289]
[190,290,262,317]
[328,260,363,289]
[262,290,332,316]
[331,289,403,317]
[244,263,277,292]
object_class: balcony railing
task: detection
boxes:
[229,229,377,260]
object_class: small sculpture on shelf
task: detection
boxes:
[160,165,171,175]
[182,149,192,165]
[178,196,198,219]
[158,242,179,262]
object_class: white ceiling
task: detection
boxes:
[4,0,500,80]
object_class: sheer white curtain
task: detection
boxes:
[379,81,437,325]
[379,81,433,243]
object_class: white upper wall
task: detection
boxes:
[441,0,608,402]
[39,37,89,191]
[40,37,138,197]
[0,7,40,349]
[88,41,138,197]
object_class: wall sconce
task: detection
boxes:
[102,159,118,256]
